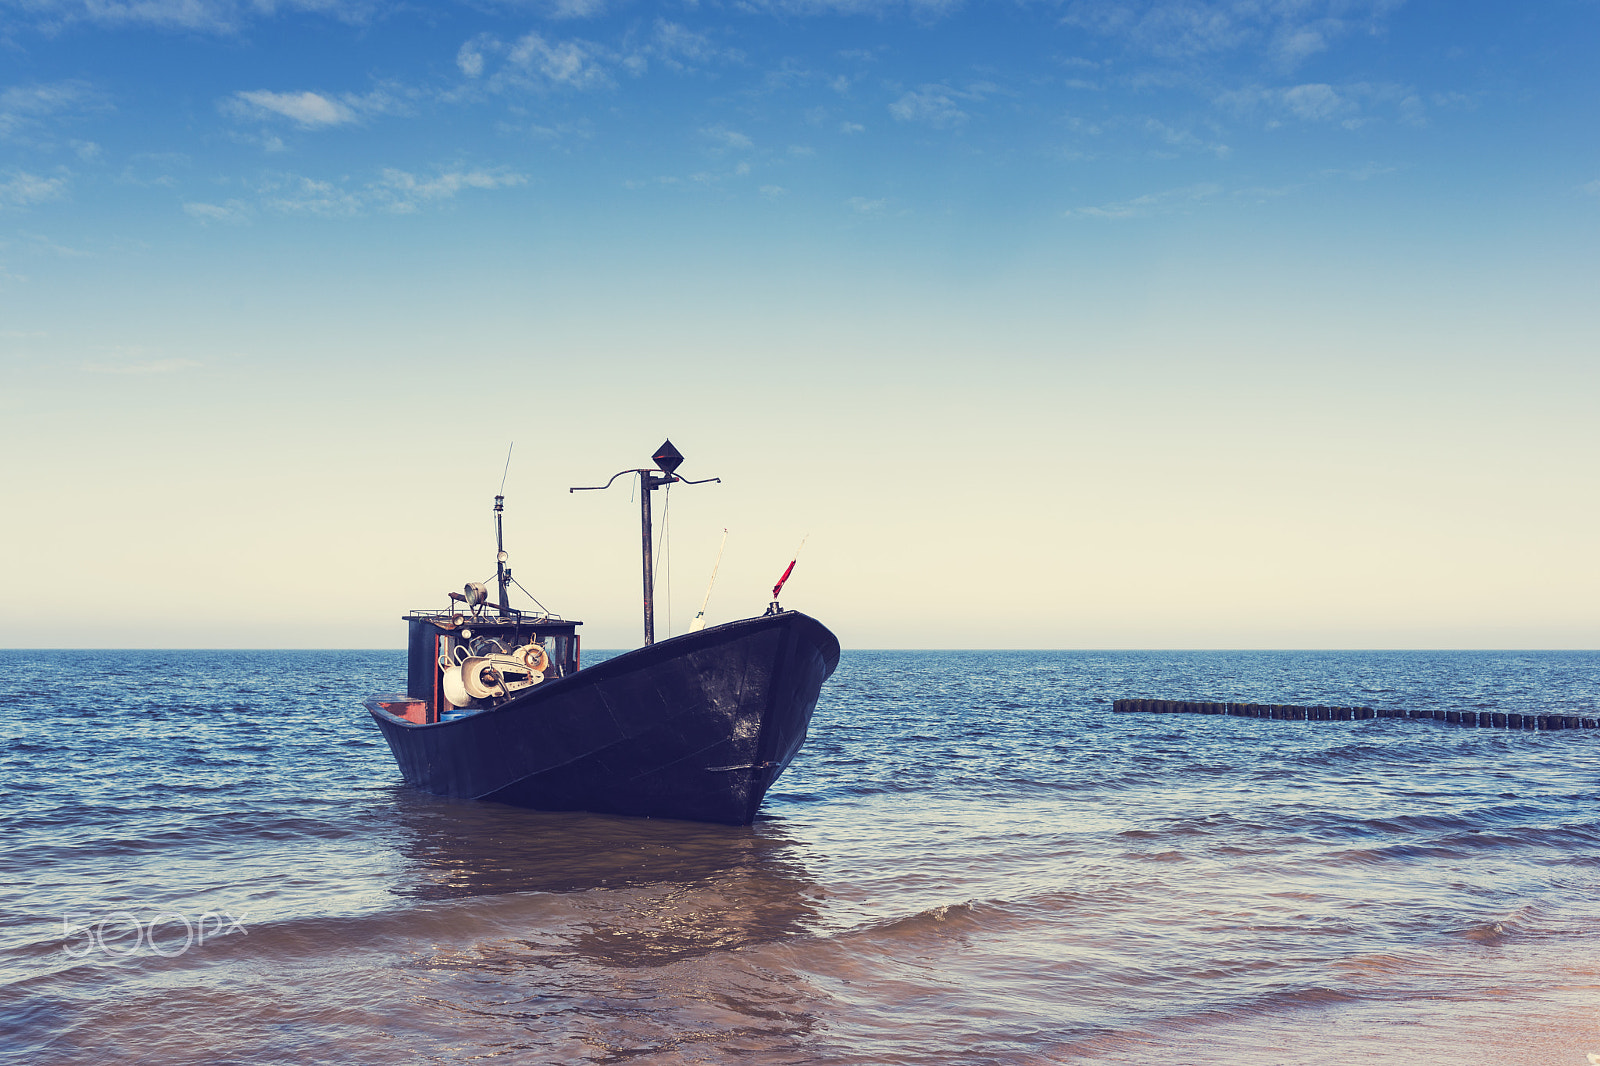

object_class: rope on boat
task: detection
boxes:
[509,575,552,618]
[653,480,672,636]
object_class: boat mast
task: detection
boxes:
[494,443,514,617]
[570,440,720,646]
[494,493,511,616]
[640,468,661,642]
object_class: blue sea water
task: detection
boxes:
[3,649,1600,1064]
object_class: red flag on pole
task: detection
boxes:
[771,560,796,600]
[770,535,808,601]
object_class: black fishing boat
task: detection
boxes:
[365,442,840,825]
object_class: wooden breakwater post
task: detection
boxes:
[1111,699,1600,731]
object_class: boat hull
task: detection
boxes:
[367,611,839,825]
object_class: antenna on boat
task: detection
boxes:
[569,439,720,646]
[494,443,513,617]
[689,529,729,633]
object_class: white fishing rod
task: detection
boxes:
[688,529,729,633]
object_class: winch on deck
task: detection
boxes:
[402,605,582,723]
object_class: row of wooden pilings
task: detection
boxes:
[1112,698,1599,730]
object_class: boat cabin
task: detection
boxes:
[396,609,582,724]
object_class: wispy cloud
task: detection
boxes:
[889,83,992,127]
[1142,116,1228,157]
[1321,161,1397,181]
[1059,114,1103,137]
[1067,182,1222,219]
[1063,0,1248,58]
[624,167,748,189]
[1061,0,1402,71]
[228,90,353,127]
[373,167,527,212]
[13,0,377,35]
[650,19,730,71]
[738,0,961,17]
[1286,82,1347,120]
[1216,81,1422,128]
[504,32,616,90]
[223,88,401,129]
[0,81,107,140]
[0,171,68,208]
[261,176,362,216]
[118,151,192,188]
[458,35,492,79]
[700,124,753,150]
[522,0,610,18]
[184,200,252,224]
[188,166,528,221]
[461,20,737,91]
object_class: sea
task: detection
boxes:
[4,649,1600,1065]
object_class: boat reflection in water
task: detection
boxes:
[383,789,823,968]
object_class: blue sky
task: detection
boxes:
[2,1,1598,648]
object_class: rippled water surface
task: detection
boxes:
[5,649,1600,1064]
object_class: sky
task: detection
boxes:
[1,0,1597,649]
